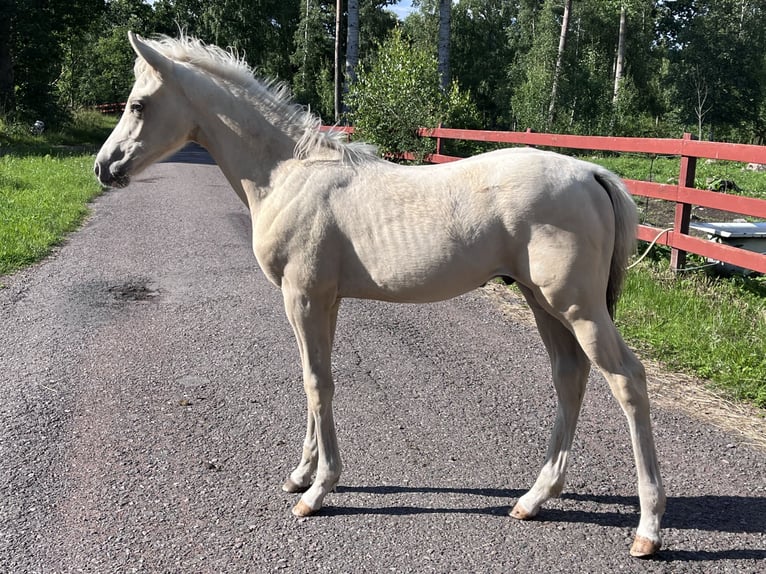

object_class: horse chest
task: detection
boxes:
[250,205,335,288]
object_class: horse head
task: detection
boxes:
[94,32,195,188]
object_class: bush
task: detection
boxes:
[346,28,480,161]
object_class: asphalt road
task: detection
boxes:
[2,146,765,573]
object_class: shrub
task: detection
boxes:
[346,28,480,160]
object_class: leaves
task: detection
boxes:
[346,28,479,158]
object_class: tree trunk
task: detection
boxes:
[345,0,359,94]
[547,0,572,128]
[334,0,342,122]
[613,4,627,104]
[438,0,451,90]
[0,0,15,115]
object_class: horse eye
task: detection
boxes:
[130,101,144,114]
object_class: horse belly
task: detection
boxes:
[339,226,507,303]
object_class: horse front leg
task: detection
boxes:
[282,286,342,516]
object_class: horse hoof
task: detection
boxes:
[630,535,660,558]
[509,502,536,520]
[292,500,317,517]
[282,478,309,493]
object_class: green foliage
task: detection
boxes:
[346,27,479,159]
[659,0,766,140]
[450,0,514,128]
[508,0,558,131]
[4,0,766,143]
[291,0,337,121]
[347,28,439,157]
[7,0,106,123]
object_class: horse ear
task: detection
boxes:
[128,31,171,76]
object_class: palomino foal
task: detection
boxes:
[94,33,665,557]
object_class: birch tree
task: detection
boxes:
[547,0,572,126]
[437,0,451,90]
[346,0,360,89]
[612,3,626,103]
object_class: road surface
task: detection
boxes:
[2,146,764,572]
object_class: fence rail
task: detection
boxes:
[94,102,126,114]
[323,125,766,274]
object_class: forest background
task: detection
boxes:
[1,0,765,148]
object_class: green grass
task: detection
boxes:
[590,154,766,200]
[0,154,102,275]
[0,110,116,155]
[616,263,766,408]
[0,110,114,277]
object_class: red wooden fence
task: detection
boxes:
[94,102,126,114]
[323,125,766,274]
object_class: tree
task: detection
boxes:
[334,0,343,120]
[3,0,105,122]
[450,0,516,128]
[509,0,559,131]
[346,0,360,91]
[612,3,626,104]
[346,27,478,157]
[0,0,15,116]
[548,0,572,125]
[659,0,766,140]
[437,0,451,89]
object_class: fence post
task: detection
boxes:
[670,132,697,271]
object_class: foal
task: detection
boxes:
[94,33,665,557]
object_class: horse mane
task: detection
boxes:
[137,34,378,164]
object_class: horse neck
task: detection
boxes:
[189,76,298,208]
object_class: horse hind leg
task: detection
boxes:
[510,286,590,520]
[564,305,665,557]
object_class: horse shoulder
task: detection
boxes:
[250,160,353,288]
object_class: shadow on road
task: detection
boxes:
[162,142,216,165]
[330,485,766,562]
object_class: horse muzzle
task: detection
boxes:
[93,160,131,188]
[93,143,134,189]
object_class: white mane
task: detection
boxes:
[137,35,377,164]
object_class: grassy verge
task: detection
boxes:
[0,110,115,277]
[617,263,766,408]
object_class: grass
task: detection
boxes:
[590,154,766,200]
[0,110,114,276]
[616,262,766,408]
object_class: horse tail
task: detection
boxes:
[594,169,638,318]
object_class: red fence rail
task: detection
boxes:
[94,102,126,114]
[323,125,766,274]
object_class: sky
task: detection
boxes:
[387,0,417,21]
